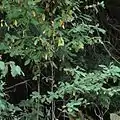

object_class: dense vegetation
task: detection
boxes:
[0,0,120,120]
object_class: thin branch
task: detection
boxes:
[51,61,55,120]
[101,41,120,65]
[37,64,41,120]
[4,79,31,92]
[94,108,103,120]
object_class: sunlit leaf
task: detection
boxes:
[58,37,64,47]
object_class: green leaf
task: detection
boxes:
[81,14,92,21]
[0,43,8,50]
[10,62,24,77]
[31,18,39,25]
[0,61,5,71]
[15,65,24,76]
[0,100,6,110]
[2,65,8,77]
[24,59,30,66]
[97,28,106,34]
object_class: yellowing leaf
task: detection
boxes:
[58,37,64,47]
[1,22,3,27]
[78,42,84,49]
[32,11,36,17]
[42,14,45,21]
[60,20,65,29]
[14,20,17,26]
[45,54,48,60]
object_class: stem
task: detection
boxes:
[63,99,65,120]
[51,61,55,120]
[37,65,41,120]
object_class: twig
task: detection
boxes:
[4,79,31,92]
[51,61,55,120]
[101,41,120,65]
[37,64,41,120]
[94,108,103,120]
[92,103,104,120]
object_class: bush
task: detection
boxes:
[0,0,120,119]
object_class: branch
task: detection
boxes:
[4,79,31,92]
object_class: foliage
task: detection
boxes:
[46,64,120,118]
[0,0,120,120]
